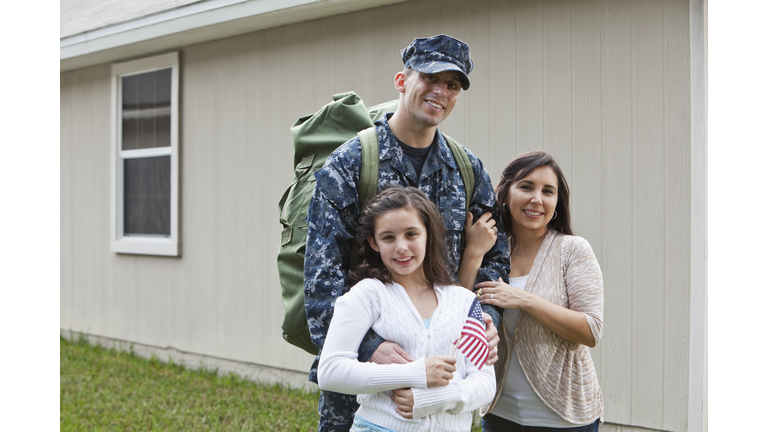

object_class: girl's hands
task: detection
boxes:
[424,355,456,387]
[391,388,414,418]
[476,277,530,310]
[464,212,498,258]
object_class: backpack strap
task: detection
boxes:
[350,126,380,269]
[442,133,476,250]
[358,126,380,207]
[442,134,475,215]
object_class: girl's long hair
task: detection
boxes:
[496,150,573,250]
[349,184,454,286]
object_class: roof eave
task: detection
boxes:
[61,0,410,72]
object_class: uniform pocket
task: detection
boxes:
[438,190,467,232]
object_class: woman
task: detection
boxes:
[467,150,604,431]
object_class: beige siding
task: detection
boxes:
[630,0,666,428]
[662,0,693,427]
[601,0,635,425]
[61,0,694,430]
[61,65,113,339]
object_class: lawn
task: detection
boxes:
[60,336,320,431]
[61,336,483,431]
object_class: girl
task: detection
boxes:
[317,185,496,432]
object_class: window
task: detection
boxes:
[111,52,179,256]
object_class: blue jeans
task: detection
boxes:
[482,414,599,432]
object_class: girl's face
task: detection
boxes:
[367,206,428,286]
[506,166,559,238]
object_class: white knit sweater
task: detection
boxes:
[318,278,496,432]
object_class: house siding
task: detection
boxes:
[60,0,695,430]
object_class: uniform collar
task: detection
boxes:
[376,114,458,181]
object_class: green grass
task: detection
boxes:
[60,336,320,431]
[61,336,483,431]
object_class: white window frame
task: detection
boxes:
[110,52,179,256]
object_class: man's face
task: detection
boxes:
[397,69,462,130]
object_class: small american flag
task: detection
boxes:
[453,298,488,370]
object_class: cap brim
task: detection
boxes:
[409,61,471,90]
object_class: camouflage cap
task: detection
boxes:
[401,34,474,90]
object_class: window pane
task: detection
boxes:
[121,75,140,150]
[124,156,171,236]
[122,68,172,151]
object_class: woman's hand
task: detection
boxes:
[391,388,414,418]
[464,212,498,258]
[424,355,456,387]
[476,278,597,347]
[476,277,530,311]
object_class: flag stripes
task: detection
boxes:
[453,298,488,370]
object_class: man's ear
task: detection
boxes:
[394,71,407,94]
[367,237,379,252]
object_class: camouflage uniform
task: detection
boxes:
[304,114,510,431]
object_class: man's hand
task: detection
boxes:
[483,313,500,366]
[391,388,414,419]
[371,341,416,365]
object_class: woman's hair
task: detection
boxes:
[495,150,573,248]
[349,184,454,286]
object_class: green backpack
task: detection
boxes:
[277,91,476,355]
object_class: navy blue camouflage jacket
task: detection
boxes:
[303,114,510,383]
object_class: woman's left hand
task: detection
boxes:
[477,278,598,347]
[476,277,530,311]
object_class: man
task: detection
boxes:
[304,34,510,431]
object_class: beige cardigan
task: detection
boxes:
[484,230,604,424]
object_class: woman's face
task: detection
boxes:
[506,166,559,238]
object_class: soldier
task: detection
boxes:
[304,34,511,432]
